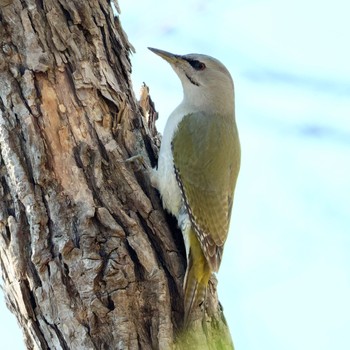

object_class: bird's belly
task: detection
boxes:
[153,105,190,218]
[156,151,182,218]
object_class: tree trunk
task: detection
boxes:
[0,0,233,349]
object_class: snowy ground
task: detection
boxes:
[1,1,349,349]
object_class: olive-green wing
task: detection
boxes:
[172,112,240,271]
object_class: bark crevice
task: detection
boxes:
[0,1,234,349]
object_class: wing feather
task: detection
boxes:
[172,112,240,271]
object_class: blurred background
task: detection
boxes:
[1,1,349,349]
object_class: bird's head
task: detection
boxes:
[148,47,235,115]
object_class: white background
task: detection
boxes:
[1,1,349,349]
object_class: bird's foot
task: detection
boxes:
[124,154,159,190]
[124,154,149,172]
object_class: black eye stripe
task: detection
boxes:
[185,58,206,71]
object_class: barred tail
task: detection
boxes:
[183,228,212,325]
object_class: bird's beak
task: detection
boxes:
[148,47,181,65]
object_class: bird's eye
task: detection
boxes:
[189,60,206,71]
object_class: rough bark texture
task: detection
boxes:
[0,0,234,349]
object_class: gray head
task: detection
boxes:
[148,47,235,115]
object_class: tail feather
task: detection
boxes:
[184,228,211,325]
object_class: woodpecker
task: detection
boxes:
[148,47,240,323]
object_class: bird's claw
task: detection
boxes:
[124,154,149,172]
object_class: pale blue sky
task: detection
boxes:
[1,1,349,348]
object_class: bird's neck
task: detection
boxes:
[181,87,234,116]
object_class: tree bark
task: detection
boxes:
[0,0,234,349]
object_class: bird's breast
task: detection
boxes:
[155,107,188,217]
